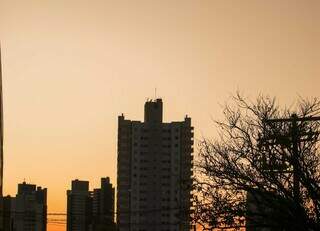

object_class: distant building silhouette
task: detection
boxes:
[67,180,92,231]
[92,177,116,231]
[2,196,12,231]
[3,182,47,231]
[67,178,115,231]
[117,99,194,231]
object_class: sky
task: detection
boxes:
[0,0,320,230]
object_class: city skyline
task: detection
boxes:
[1,1,320,231]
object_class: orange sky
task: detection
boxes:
[0,0,320,230]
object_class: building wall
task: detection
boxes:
[2,196,12,231]
[117,115,133,230]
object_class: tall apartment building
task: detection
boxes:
[67,178,115,231]
[10,182,47,231]
[117,99,194,231]
[67,180,92,231]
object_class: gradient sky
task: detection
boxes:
[0,0,320,230]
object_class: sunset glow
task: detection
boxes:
[0,0,320,230]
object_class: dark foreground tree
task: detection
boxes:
[193,94,320,231]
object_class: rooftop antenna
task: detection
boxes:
[155,87,157,99]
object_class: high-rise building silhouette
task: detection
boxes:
[67,180,92,231]
[6,182,47,231]
[117,99,194,231]
[92,177,115,231]
[67,178,115,231]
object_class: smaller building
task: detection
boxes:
[1,195,13,230]
[67,178,115,231]
[67,180,92,231]
[92,177,115,231]
[4,182,47,231]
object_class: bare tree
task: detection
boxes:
[193,94,320,231]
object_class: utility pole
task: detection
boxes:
[291,114,300,204]
[0,45,3,198]
[260,114,320,230]
[262,114,320,201]
[0,45,4,231]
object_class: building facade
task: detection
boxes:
[9,182,47,231]
[117,99,194,231]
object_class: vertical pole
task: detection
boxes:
[263,115,320,229]
[291,114,300,203]
[291,114,301,230]
[0,45,4,231]
[0,45,3,197]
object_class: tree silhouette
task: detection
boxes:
[193,93,320,231]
